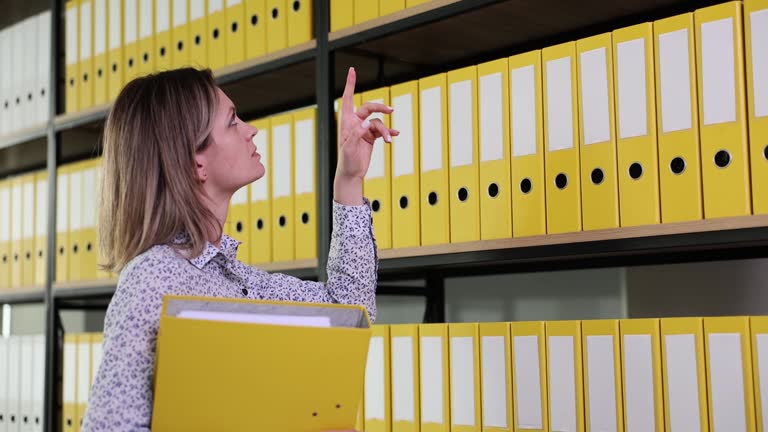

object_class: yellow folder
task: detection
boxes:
[207,0,227,69]
[380,0,404,16]
[62,334,79,432]
[449,323,482,431]
[406,0,428,5]
[270,113,295,262]
[745,0,768,215]
[154,0,172,71]
[390,324,420,432]
[21,173,36,288]
[170,0,189,68]
[703,316,757,432]
[750,316,768,432]
[56,166,71,283]
[0,179,11,290]
[68,162,85,283]
[75,333,93,431]
[9,177,23,289]
[390,80,421,249]
[356,395,365,432]
[509,51,546,238]
[362,87,392,250]
[419,323,450,432]
[293,107,317,260]
[123,0,140,82]
[93,0,109,105]
[66,0,80,113]
[477,59,512,240]
[419,73,450,246]
[581,320,623,432]
[653,13,703,223]
[248,118,271,264]
[577,33,620,231]
[244,0,266,59]
[79,0,95,110]
[545,320,584,432]
[229,184,250,262]
[138,0,156,75]
[151,296,373,431]
[265,0,287,53]
[510,321,548,432]
[447,66,480,243]
[287,0,311,47]
[330,0,353,32]
[613,22,660,227]
[80,159,99,281]
[619,319,664,432]
[365,325,392,432]
[189,0,207,68]
[354,0,378,24]
[660,317,709,432]
[107,0,124,101]
[543,42,582,234]
[695,1,752,218]
[225,0,245,65]
[478,322,514,431]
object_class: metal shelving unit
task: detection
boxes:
[0,0,766,430]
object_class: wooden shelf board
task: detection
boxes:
[257,258,318,273]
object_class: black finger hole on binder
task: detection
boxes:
[236,221,243,233]
[371,200,381,212]
[399,196,408,209]
[670,157,686,175]
[213,28,220,39]
[458,187,469,202]
[23,416,28,424]
[272,7,279,19]
[143,52,149,63]
[97,68,103,78]
[590,168,604,185]
[38,250,43,258]
[83,72,89,82]
[3,100,8,108]
[160,46,166,57]
[488,183,499,198]
[1,255,6,263]
[128,58,134,68]
[428,191,438,206]
[36,417,40,425]
[15,97,20,105]
[629,162,643,180]
[11,415,15,423]
[59,246,64,255]
[251,14,258,25]
[279,215,286,227]
[73,244,79,254]
[714,150,731,168]
[177,41,184,51]
[112,63,118,72]
[86,242,92,252]
[0,414,4,421]
[195,35,202,45]
[66,418,71,427]
[13,254,18,262]
[293,0,300,11]
[555,173,568,190]
[27,92,33,101]
[25,252,31,260]
[41,88,46,97]
[69,78,75,87]
[312,412,317,417]
[336,404,341,409]
[231,21,238,32]
[301,212,310,224]
[764,144,768,160]
[520,178,532,194]
[256,218,264,230]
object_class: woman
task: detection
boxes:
[82,66,396,431]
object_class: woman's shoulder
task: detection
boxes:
[115,243,193,295]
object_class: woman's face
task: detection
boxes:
[196,87,264,197]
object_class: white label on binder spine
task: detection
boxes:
[665,334,702,432]
[392,93,415,177]
[173,0,188,26]
[701,18,737,125]
[0,187,10,242]
[109,0,122,50]
[365,336,386,420]
[156,0,170,32]
[69,171,82,231]
[481,335,508,428]
[587,335,618,432]
[624,334,656,431]
[271,124,292,199]
[450,336,476,426]
[709,333,748,432]
[57,174,68,233]
[366,98,386,179]
[514,335,543,429]
[546,56,575,151]
[617,38,649,138]
[420,87,444,173]
[549,335,577,432]
[95,0,107,55]
[251,130,269,201]
[392,336,415,422]
[579,47,611,144]
[140,0,152,38]
[480,72,504,162]
[231,186,247,205]
[420,336,445,423]
[449,80,474,167]
[751,10,768,117]
[125,0,137,43]
[83,168,96,228]
[11,184,22,241]
[511,65,538,157]
[294,118,315,194]
[659,29,693,133]
[190,0,205,20]
[208,0,223,14]
[66,6,78,65]
[23,181,35,238]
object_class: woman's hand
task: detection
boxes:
[334,67,399,206]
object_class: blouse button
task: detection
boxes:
[242,288,248,296]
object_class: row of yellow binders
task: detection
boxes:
[61,333,103,432]
[330,0,431,32]
[344,0,768,249]
[0,11,51,138]
[357,316,768,432]
[64,0,314,113]
[225,106,319,264]
[0,334,47,432]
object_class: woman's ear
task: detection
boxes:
[195,153,207,182]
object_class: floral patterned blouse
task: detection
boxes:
[81,200,378,431]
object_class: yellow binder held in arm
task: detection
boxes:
[151,296,373,432]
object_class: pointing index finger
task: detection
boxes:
[342,67,357,116]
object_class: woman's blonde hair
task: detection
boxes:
[99,67,221,273]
